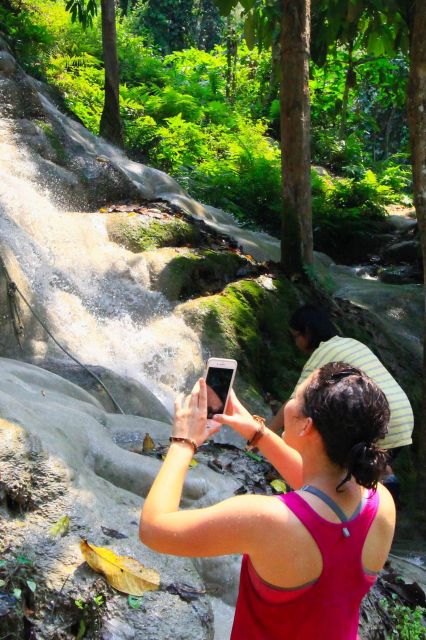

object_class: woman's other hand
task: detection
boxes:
[213,390,259,440]
[173,378,221,446]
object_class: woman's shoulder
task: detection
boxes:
[362,484,396,573]
[376,483,397,527]
[365,484,396,550]
[233,494,304,535]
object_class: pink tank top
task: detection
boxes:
[231,489,379,640]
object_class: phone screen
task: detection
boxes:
[206,367,234,418]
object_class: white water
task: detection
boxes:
[0,116,205,411]
[0,80,284,412]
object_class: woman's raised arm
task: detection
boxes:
[213,392,304,489]
[139,379,278,557]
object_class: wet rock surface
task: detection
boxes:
[0,359,236,639]
[360,210,421,284]
[37,360,172,423]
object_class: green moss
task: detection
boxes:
[179,277,306,401]
[119,218,199,253]
[35,119,68,164]
[161,250,250,299]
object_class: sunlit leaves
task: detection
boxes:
[270,479,287,493]
[64,0,98,29]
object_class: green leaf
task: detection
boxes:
[270,479,287,494]
[13,588,22,600]
[0,560,7,568]
[244,451,263,462]
[93,594,104,607]
[50,515,70,538]
[367,31,384,56]
[26,580,37,593]
[0,579,6,587]
[16,556,31,565]
[128,595,143,609]
[76,619,86,640]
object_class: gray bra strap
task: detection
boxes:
[301,485,350,522]
[349,495,367,520]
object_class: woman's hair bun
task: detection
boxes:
[338,442,388,491]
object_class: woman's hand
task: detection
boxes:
[173,378,221,447]
[213,390,258,441]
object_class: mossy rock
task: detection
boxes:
[176,276,306,404]
[34,118,69,165]
[144,247,256,300]
[107,214,200,253]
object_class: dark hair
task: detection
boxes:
[290,305,337,350]
[301,362,390,490]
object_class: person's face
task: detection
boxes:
[289,328,311,354]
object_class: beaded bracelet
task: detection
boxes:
[245,415,266,451]
[169,436,198,453]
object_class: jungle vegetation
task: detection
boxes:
[0,0,413,244]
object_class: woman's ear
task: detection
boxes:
[299,416,314,437]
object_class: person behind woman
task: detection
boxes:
[140,362,395,639]
[270,304,414,454]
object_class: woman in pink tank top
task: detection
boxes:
[140,362,396,639]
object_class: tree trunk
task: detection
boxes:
[407,0,426,521]
[384,105,396,160]
[225,16,238,102]
[338,38,354,140]
[99,0,124,148]
[280,0,313,274]
[118,0,130,16]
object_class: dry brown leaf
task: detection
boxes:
[80,540,160,596]
[142,433,155,452]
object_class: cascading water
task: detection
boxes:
[1,78,421,420]
[0,113,206,412]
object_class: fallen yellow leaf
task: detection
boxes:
[80,540,160,596]
[270,479,287,494]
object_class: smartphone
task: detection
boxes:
[205,357,237,419]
